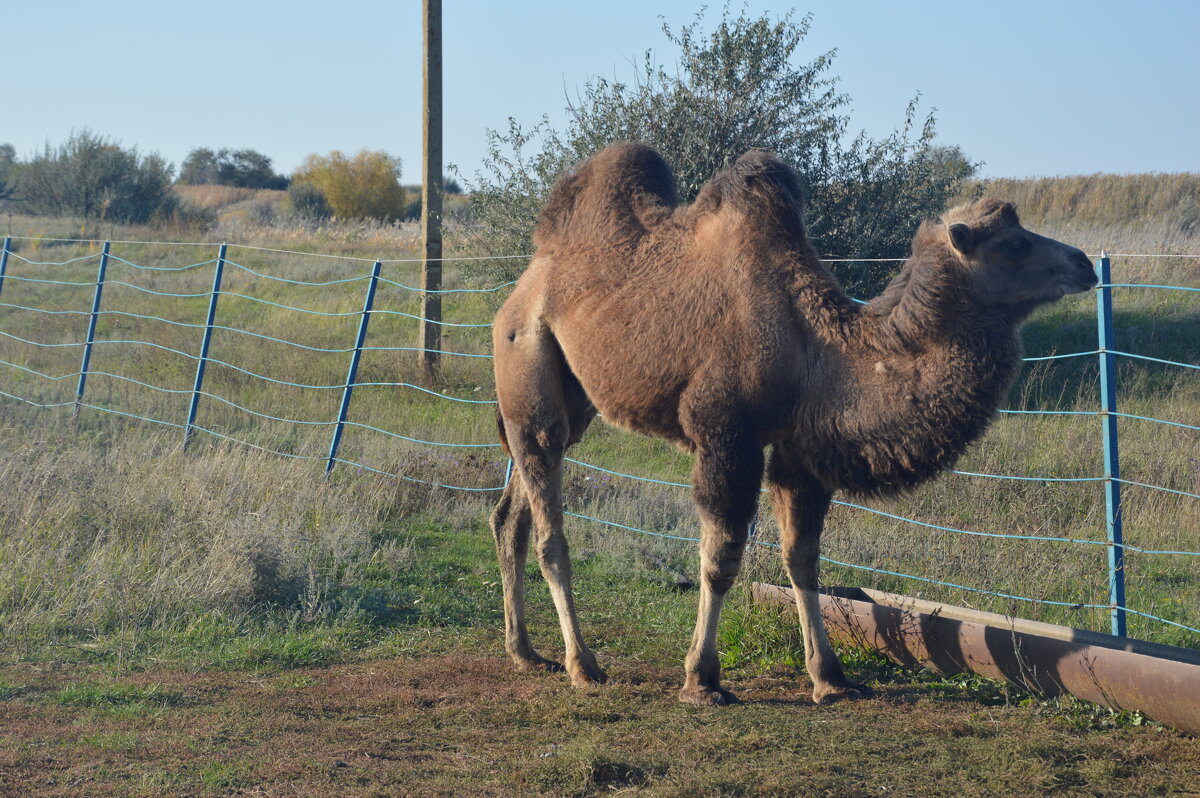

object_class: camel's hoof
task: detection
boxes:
[570,667,608,688]
[512,655,564,675]
[813,681,873,705]
[678,685,739,706]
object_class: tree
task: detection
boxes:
[178,147,288,189]
[0,143,16,203]
[465,7,977,296]
[291,150,406,221]
[927,145,978,184]
[17,129,175,223]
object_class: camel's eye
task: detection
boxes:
[1007,237,1031,258]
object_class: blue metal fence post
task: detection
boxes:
[73,240,110,417]
[1096,252,1127,637]
[183,243,227,450]
[325,258,382,476]
[0,237,11,297]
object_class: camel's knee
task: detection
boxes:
[700,557,742,595]
[779,517,823,586]
[699,531,748,595]
[534,531,571,571]
[782,534,820,568]
[490,489,531,549]
[695,479,759,526]
[489,493,513,540]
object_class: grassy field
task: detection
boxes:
[0,207,1197,795]
[1,211,1195,644]
[2,475,1200,796]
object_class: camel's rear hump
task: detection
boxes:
[691,149,808,244]
[533,142,678,252]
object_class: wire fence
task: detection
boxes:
[0,235,1197,646]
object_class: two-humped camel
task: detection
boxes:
[489,142,1096,705]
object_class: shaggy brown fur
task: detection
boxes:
[489,142,1096,705]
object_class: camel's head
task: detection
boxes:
[940,199,1097,310]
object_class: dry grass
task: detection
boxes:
[3,206,428,263]
[0,420,379,648]
[172,184,282,212]
[966,172,1200,234]
[1,215,1197,651]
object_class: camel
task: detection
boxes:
[488,142,1096,705]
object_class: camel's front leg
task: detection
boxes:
[767,451,871,704]
[680,441,763,706]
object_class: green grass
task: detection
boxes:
[55,682,184,719]
[196,760,253,790]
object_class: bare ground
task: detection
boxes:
[2,653,1199,797]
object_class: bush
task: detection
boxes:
[400,178,465,222]
[291,149,406,221]
[0,143,16,204]
[403,193,421,222]
[178,147,288,190]
[283,181,332,220]
[15,129,176,224]
[463,7,976,297]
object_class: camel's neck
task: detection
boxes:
[799,247,1025,498]
[788,243,1022,356]
[863,249,992,350]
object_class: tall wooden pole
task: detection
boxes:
[420,0,443,380]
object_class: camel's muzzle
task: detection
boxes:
[1062,251,1099,294]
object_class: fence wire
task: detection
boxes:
[1,237,1197,642]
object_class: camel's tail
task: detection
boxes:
[691,149,809,243]
[534,141,678,250]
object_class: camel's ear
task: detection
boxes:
[948,223,974,255]
[998,201,1020,226]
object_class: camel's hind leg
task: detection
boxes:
[492,325,602,687]
[766,447,871,704]
[489,476,561,673]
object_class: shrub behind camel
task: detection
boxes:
[489,142,1097,705]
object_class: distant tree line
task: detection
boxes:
[2,130,176,224]
[0,131,439,226]
[0,144,17,203]
[178,147,288,190]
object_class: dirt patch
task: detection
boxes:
[2,655,1199,797]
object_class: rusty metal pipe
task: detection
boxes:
[751,582,1200,735]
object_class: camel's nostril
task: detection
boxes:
[1072,253,1098,285]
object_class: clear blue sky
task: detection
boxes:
[4,0,1198,182]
